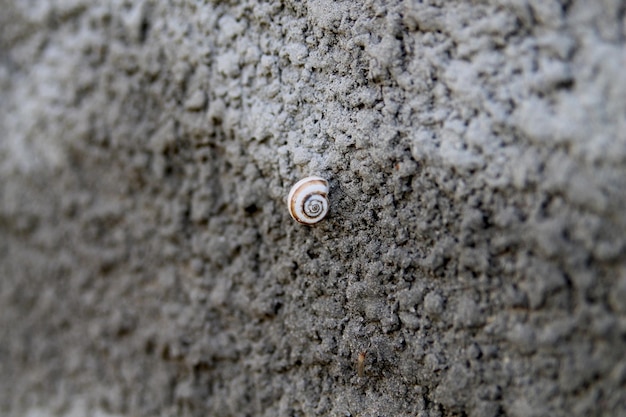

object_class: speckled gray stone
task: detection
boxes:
[1,1,625,416]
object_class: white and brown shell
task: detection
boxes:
[288,176,329,225]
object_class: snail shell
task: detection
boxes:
[288,176,329,225]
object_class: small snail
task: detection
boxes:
[288,176,330,225]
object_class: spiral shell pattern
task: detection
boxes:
[288,176,329,225]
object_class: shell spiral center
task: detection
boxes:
[303,194,327,218]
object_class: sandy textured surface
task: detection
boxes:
[1,1,625,416]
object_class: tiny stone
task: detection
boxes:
[185,90,206,111]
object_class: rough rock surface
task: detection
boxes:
[1,1,625,416]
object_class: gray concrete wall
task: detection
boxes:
[1,1,625,416]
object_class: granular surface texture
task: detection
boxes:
[1,1,625,416]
